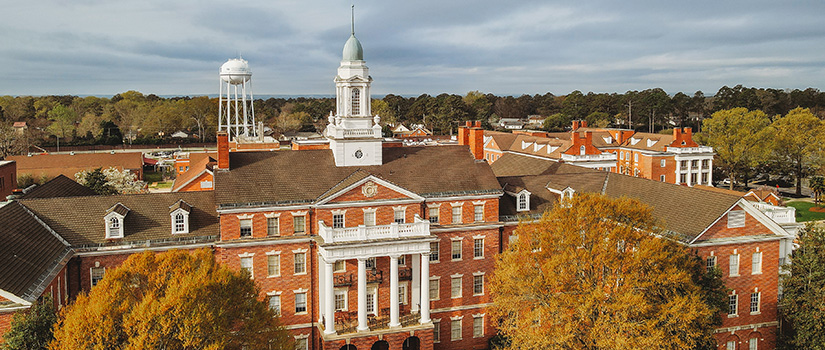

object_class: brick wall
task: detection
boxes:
[0,311,16,344]
[0,161,16,199]
[177,172,214,192]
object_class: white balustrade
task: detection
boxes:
[319,215,430,244]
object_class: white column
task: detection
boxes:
[420,253,431,324]
[389,255,400,328]
[357,258,369,332]
[411,254,421,313]
[708,158,713,185]
[687,160,693,186]
[324,260,336,335]
[318,254,325,324]
[675,158,681,184]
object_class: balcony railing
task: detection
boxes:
[319,216,430,244]
[666,146,714,154]
[326,125,382,139]
[560,153,617,162]
[751,202,797,224]
[332,311,421,335]
[333,269,384,287]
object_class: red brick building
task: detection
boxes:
[7,152,144,181]
[0,160,16,200]
[483,121,715,186]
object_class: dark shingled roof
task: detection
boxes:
[0,202,71,300]
[20,174,96,199]
[215,146,502,208]
[20,191,219,246]
[495,153,740,242]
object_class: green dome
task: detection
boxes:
[342,34,363,61]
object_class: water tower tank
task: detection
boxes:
[220,58,251,85]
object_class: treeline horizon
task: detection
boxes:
[0,85,823,153]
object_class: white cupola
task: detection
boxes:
[326,6,383,167]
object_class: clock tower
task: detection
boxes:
[326,9,383,167]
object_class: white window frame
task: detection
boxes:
[332,209,346,229]
[267,292,282,316]
[428,205,440,224]
[240,255,253,279]
[334,260,346,273]
[660,174,666,182]
[104,212,125,239]
[451,204,462,224]
[451,239,463,261]
[473,237,484,259]
[750,290,761,314]
[393,206,406,224]
[171,209,189,234]
[267,253,281,277]
[451,316,463,341]
[239,218,253,237]
[433,319,441,343]
[429,277,440,301]
[473,204,484,222]
[749,337,758,350]
[451,274,463,299]
[660,159,666,167]
[727,340,736,350]
[429,241,440,262]
[366,287,377,315]
[365,257,376,269]
[292,212,307,234]
[706,255,717,272]
[334,288,348,311]
[399,282,409,305]
[90,266,105,287]
[517,191,530,212]
[473,314,485,338]
[752,251,762,275]
[730,253,740,277]
[293,251,307,275]
[473,273,485,296]
[728,292,738,317]
[294,291,307,314]
[363,208,376,226]
[265,214,280,236]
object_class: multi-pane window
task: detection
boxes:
[398,255,406,266]
[749,338,758,350]
[398,284,408,305]
[728,294,738,316]
[433,320,441,342]
[727,341,736,350]
[633,153,639,162]
[296,338,308,350]
[473,275,484,295]
[730,254,740,276]
[690,173,697,184]
[334,290,347,311]
[752,252,762,274]
[451,240,462,260]
[517,193,528,211]
[333,213,344,228]
[451,319,462,341]
[430,242,439,262]
[267,255,280,277]
[701,173,709,184]
[703,159,710,169]
[474,205,483,222]
[473,316,484,338]
[294,253,306,274]
[451,206,462,224]
[429,279,440,300]
[364,211,375,226]
[750,292,760,313]
[706,256,717,272]
[174,213,185,233]
[691,160,699,168]
[109,217,120,229]
[680,160,688,168]
[91,267,105,287]
[334,260,345,272]
[394,209,405,224]
[295,293,307,313]
[451,277,462,298]
[429,207,439,224]
[473,238,484,258]
[269,295,281,315]
[240,219,252,237]
[365,257,376,269]
[293,215,306,233]
[267,217,279,236]
[660,159,666,167]
[680,173,687,183]
[240,257,253,278]
[351,88,360,115]
[366,290,375,314]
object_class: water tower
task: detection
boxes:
[218,58,256,142]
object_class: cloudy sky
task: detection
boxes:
[1,1,823,97]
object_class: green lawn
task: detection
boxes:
[143,171,164,183]
[785,201,825,222]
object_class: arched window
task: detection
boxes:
[109,217,120,229]
[579,145,586,155]
[517,192,528,211]
[351,88,361,115]
[174,213,185,233]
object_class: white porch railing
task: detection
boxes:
[319,215,430,244]
[326,125,382,139]
[666,146,714,154]
[560,153,617,162]
[751,202,797,224]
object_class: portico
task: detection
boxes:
[317,215,435,337]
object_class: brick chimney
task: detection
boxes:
[572,120,580,130]
[217,131,229,170]
[469,121,484,160]
[458,120,471,146]
[673,128,682,140]
[581,120,588,128]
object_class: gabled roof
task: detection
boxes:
[169,199,192,213]
[106,202,130,217]
[20,174,96,199]
[172,155,216,192]
[620,132,674,152]
[494,153,741,242]
[214,146,502,209]
[7,152,144,179]
[0,202,72,302]
[20,191,218,246]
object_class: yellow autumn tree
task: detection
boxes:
[490,193,723,350]
[50,249,293,350]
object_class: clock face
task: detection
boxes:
[355,149,363,159]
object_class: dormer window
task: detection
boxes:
[104,202,130,239]
[579,145,586,155]
[169,200,192,234]
[517,191,531,212]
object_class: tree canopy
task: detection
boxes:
[698,108,771,189]
[490,193,724,350]
[779,224,825,350]
[2,295,57,350]
[75,167,146,195]
[50,249,293,350]
[769,107,825,195]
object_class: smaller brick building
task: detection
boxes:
[0,160,16,200]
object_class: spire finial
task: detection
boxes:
[351,5,355,35]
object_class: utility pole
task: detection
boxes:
[627,100,632,129]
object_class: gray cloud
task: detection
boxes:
[0,0,822,96]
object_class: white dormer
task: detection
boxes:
[169,199,192,234]
[521,141,533,150]
[630,137,641,145]
[516,190,531,212]
[646,139,658,148]
[602,136,613,144]
[104,202,130,239]
[534,143,545,152]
